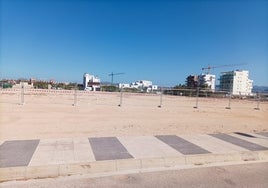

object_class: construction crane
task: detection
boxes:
[108,72,125,85]
[202,63,247,74]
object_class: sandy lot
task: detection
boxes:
[0,90,267,141]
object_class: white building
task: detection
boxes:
[13,82,34,89]
[130,80,152,89]
[83,73,101,91]
[219,70,253,95]
[119,80,158,92]
[199,74,216,92]
[118,83,130,89]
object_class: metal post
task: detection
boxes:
[194,78,200,109]
[73,85,78,106]
[20,83,25,105]
[226,89,231,109]
[158,90,163,108]
[225,80,233,109]
[118,89,123,107]
[255,92,260,110]
[193,87,199,109]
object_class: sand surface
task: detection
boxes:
[1,89,267,141]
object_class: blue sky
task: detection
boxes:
[1,0,267,86]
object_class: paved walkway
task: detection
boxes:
[0,132,268,182]
[1,132,268,168]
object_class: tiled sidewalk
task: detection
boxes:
[1,132,267,168]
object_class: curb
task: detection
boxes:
[1,150,268,182]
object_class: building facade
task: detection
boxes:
[186,75,199,89]
[199,74,216,92]
[119,80,158,92]
[83,73,101,91]
[186,74,216,91]
[219,70,253,95]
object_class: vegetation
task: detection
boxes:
[33,81,78,90]
[0,82,13,89]
[101,85,119,92]
[122,87,140,93]
[33,81,49,89]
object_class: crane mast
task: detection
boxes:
[108,72,125,85]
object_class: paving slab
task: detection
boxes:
[118,136,182,159]
[1,133,268,182]
[249,133,268,139]
[55,138,74,150]
[73,138,96,162]
[30,138,96,166]
[210,133,268,151]
[155,135,210,155]
[30,139,74,166]
[230,133,268,148]
[179,134,249,154]
[88,137,133,161]
[257,132,268,138]
[0,140,39,168]
[29,139,56,166]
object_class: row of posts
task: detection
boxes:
[118,88,261,110]
[19,84,261,110]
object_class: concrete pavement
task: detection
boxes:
[0,132,268,182]
[1,162,267,188]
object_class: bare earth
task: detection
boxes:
[0,90,268,141]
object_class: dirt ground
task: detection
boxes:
[0,90,267,141]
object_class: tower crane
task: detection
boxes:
[202,63,247,74]
[108,72,125,85]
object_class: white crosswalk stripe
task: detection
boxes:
[118,136,183,159]
[29,138,95,166]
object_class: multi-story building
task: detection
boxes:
[186,74,216,91]
[219,70,253,95]
[83,73,101,91]
[186,75,199,89]
[198,74,216,91]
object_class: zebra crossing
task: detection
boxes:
[0,132,268,168]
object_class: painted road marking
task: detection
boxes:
[210,133,268,151]
[118,136,182,158]
[0,140,39,168]
[179,134,249,154]
[89,137,133,161]
[155,135,210,155]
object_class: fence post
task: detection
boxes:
[73,85,78,106]
[118,89,123,107]
[226,91,232,109]
[20,83,25,105]
[193,87,199,109]
[254,92,260,110]
[158,89,163,108]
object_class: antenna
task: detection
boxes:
[108,72,125,85]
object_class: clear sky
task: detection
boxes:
[1,0,267,86]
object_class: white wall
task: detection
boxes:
[232,71,253,95]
